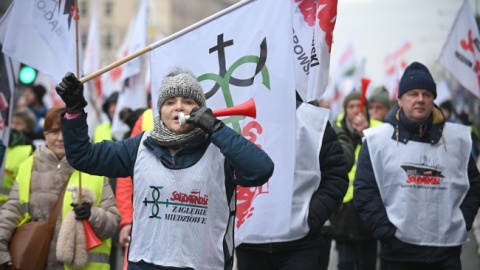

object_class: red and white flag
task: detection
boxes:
[382,40,410,99]
[83,0,103,138]
[292,0,338,102]
[2,0,80,83]
[438,0,480,98]
[150,0,296,244]
[110,0,148,140]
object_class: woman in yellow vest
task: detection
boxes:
[0,107,121,270]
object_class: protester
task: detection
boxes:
[12,105,45,147]
[0,129,33,206]
[55,68,274,270]
[20,85,48,136]
[334,91,382,270]
[119,107,147,140]
[318,123,354,270]
[0,106,121,269]
[93,91,119,143]
[354,62,480,269]
[235,100,348,270]
[439,100,458,123]
[115,108,153,269]
[368,86,391,122]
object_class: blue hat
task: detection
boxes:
[398,62,436,98]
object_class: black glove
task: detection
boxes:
[71,202,92,220]
[187,107,224,134]
[55,72,88,114]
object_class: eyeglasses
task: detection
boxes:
[45,128,62,137]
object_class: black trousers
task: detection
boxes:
[317,233,333,270]
[381,255,461,270]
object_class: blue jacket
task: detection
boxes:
[61,113,274,207]
[353,104,480,263]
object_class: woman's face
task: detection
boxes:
[160,97,199,134]
[44,127,65,159]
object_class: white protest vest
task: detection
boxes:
[364,122,471,246]
[267,103,328,242]
[129,133,233,270]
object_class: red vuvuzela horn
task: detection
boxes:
[83,220,102,250]
[359,78,371,114]
[179,98,256,125]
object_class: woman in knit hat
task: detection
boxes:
[54,68,274,270]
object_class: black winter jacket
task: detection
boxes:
[353,104,480,263]
[238,107,348,253]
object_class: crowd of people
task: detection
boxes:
[0,61,479,270]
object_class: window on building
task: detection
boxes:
[105,32,113,49]
[105,1,113,16]
[82,34,87,48]
[80,1,88,17]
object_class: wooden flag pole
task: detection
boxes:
[79,0,255,83]
[73,0,82,201]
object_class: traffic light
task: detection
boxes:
[18,64,37,86]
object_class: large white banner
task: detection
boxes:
[150,0,296,244]
[292,0,337,102]
[438,0,480,98]
[3,0,79,83]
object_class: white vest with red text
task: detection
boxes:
[129,132,233,270]
[364,122,471,246]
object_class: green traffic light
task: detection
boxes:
[19,65,37,85]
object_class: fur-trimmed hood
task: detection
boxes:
[384,103,446,145]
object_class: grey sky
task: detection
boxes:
[330,0,475,86]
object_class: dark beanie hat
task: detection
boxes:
[102,91,119,114]
[398,62,436,98]
[31,85,46,105]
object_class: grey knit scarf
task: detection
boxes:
[150,116,204,149]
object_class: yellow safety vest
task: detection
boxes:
[0,145,32,204]
[336,114,383,202]
[141,109,154,131]
[93,122,113,143]
[17,156,111,270]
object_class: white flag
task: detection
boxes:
[292,0,337,102]
[0,4,19,180]
[150,0,296,244]
[83,0,103,139]
[110,0,148,140]
[382,40,410,99]
[438,0,480,98]
[3,0,79,83]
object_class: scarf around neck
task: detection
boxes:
[150,116,204,149]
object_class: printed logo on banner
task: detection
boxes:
[143,186,209,224]
[198,34,269,133]
[400,155,446,190]
[195,33,272,228]
[458,29,480,86]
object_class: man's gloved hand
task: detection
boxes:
[71,202,92,220]
[187,107,224,135]
[55,72,88,114]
